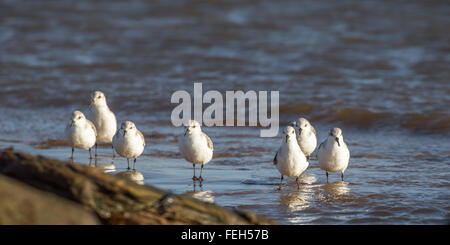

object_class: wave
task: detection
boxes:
[280,105,450,133]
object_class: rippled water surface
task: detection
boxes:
[0,0,449,224]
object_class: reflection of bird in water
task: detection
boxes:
[317,181,350,202]
[322,181,350,195]
[186,183,214,204]
[116,170,144,185]
[278,184,315,224]
[278,172,316,211]
[190,190,214,204]
[193,179,203,192]
[279,188,313,212]
[92,158,116,173]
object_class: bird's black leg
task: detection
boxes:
[89,148,93,159]
[296,176,300,189]
[71,147,74,160]
[278,175,284,190]
[133,158,136,171]
[341,172,344,181]
[199,164,204,182]
[326,171,329,183]
[192,164,198,181]
[127,159,130,170]
[95,143,98,158]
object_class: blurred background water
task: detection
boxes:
[0,0,449,224]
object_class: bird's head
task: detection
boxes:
[296,117,311,135]
[329,127,343,147]
[90,91,107,107]
[121,121,137,136]
[71,110,86,126]
[184,120,201,136]
[283,126,296,142]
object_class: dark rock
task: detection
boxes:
[0,174,100,225]
[0,148,278,225]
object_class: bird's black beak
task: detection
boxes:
[335,137,340,147]
[184,128,189,136]
[298,128,302,135]
[123,129,127,136]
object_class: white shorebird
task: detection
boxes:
[88,91,117,158]
[179,120,213,182]
[289,117,317,160]
[317,128,350,182]
[65,110,97,160]
[112,121,145,170]
[273,126,309,189]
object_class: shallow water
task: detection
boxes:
[0,0,449,224]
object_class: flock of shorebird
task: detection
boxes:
[65,91,350,189]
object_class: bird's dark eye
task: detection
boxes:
[304,124,307,127]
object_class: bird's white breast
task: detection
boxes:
[296,130,317,156]
[89,107,117,143]
[113,131,145,159]
[179,133,213,165]
[318,139,350,173]
[276,140,309,177]
[66,123,96,149]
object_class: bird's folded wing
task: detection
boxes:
[137,130,146,146]
[87,120,97,136]
[311,125,317,136]
[318,141,324,150]
[202,132,213,151]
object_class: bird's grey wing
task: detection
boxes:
[318,141,325,151]
[87,120,97,136]
[137,130,146,146]
[311,125,317,137]
[202,132,213,151]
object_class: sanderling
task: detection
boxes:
[112,121,146,170]
[317,128,350,182]
[65,110,97,160]
[178,120,214,182]
[273,126,309,189]
[291,117,317,160]
[88,91,117,158]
